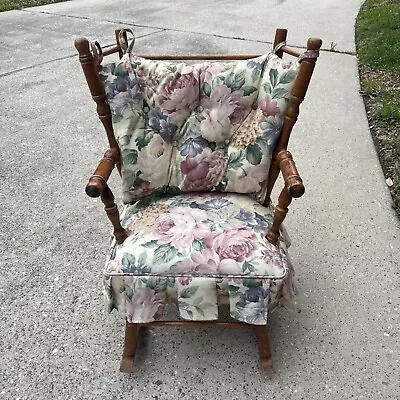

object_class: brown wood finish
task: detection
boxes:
[266,150,304,245]
[273,28,288,58]
[100,184,128,244]
[265,186,292,245]
[122,320,274,375]
[75,27,321,375]
[74,38,119,152]
[86,148,119,198]
[100,50,302,60]
[256,325,274,374]
[120,321,141,373]
[265,37,322,208]
[277,150,305,198]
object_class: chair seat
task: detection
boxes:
[104,193,294,325]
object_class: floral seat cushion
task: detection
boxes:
[100,53,299,204]
[104,193,294,325]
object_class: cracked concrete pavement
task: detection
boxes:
[0,0,399,399]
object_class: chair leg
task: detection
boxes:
[255,325,274,375]
[120,320,141,373]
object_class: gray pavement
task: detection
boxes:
[0,1,399,399]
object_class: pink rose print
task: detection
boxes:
[198,62,224,82]
[126,287,164,323]
[200,85,250,142]
[204,227,258,262]
[153,207,210,249]
[177,276,193,286]
[259,95,280,117]
[134,62,158,99]
[176,248,220,274]
[181,148,226,191]
[159,66,199,116]
[231,164,268,194]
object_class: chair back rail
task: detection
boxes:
[74,29,322,203]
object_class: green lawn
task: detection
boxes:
[356,0,400,75]
[356,0,400,214]
[0,0,67,11]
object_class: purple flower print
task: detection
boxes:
[246,58,265,70]
[235,285,268,324]
[200,85,249,142]
[153,207,210,249]
[106,75,142,117]
[178,136,210,157]
[235,209,269,232]
[239,286,267,304]
[148,107,178,141]
[198,198,230,211]
[126,287,164,323]
[260,117,282,146]
[121,259,151,275]
[177,249,220,274]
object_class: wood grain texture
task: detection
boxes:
[120,320,141,373]
[100,184,128,244]
[277,150,305,198]
[86,148,119,198]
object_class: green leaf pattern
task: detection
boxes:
[104,192,294,325]
[99,53,299,204]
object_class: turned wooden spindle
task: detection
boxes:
[74,37,122,175]
[86,148,119,198]
[264,37,322,205]
[101,184,128,245]
[266,150,305,245]
[277,150,305,198]
[266,186,292,246]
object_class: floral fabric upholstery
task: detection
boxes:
[104,193,294,325]
[100,52,299,204]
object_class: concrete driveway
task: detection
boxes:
[0,1,399,399]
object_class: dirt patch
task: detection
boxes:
[359,65,400,212]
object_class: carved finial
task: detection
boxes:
[307,38,323,51]
[74,37,91,55]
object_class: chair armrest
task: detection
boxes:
[276,150,305,198]
[266,151,305,245]
[86,148,119,198]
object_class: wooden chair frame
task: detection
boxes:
[75,28,322,375]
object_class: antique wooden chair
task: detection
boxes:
[74,28,322,375]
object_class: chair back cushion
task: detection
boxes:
[100,53,299,204]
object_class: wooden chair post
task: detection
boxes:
[120,321,141,373]
[256,325,274,374]
[100,184,128,244]
[266,150,305,245]
[264,37,323,205]
[74,38,122,175]
[273,28,288,58]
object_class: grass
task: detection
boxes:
[0,0,66,11]
[356,0,400,214]
[356,0,400,75]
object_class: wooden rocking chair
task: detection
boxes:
[74,28,322,375]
